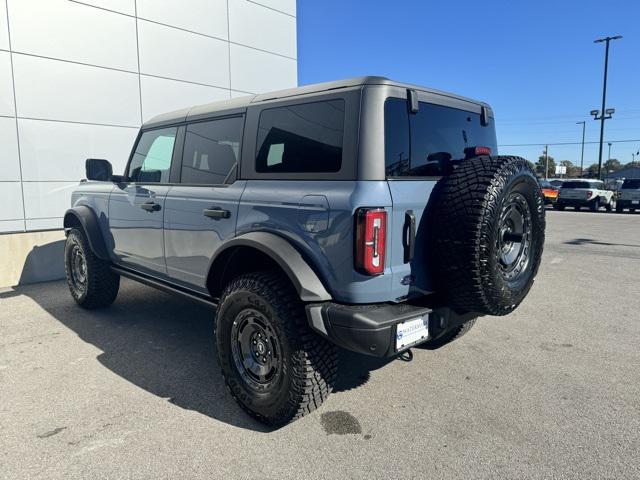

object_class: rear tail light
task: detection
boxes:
[586,190,593,199]
[355,208,386,276]
[464,146,492,158]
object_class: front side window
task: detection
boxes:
[181,117,243,184]
[622,179,640,189]
[256,100,345,173]
[384,98,498,177]
[128,127,177,183]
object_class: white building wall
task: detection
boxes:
[0,0,297,234]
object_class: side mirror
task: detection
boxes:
[86,158,113,181]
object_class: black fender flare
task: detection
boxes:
[210,232,332,302]
[63,206,110,261]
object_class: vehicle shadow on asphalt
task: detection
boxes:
[3,279,393,431]
[563,238,640,248]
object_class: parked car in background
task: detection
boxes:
[616,178,640,213]
[555,179,614,212]
[539,179,559,205]
[548,178,566,189]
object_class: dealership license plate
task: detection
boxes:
[396,315,429,351]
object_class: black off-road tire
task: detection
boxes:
[418,318,476,349]
[605,198,613,212]
[427,156,545,316]
[215,272,337,426]
[64,228,119,309]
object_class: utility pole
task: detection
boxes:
[592,35,622,180]
[544,145,549,180]
[576,121,586,177]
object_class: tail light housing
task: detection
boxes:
[355,208,386,276]
[586,190,593,199]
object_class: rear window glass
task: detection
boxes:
[384,98,497,177]
[256,100,345,173]
[562,181,589,189]
[622,179,640,189]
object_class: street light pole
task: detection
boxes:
[593,35,622,180]
[608,142,612,160]
[576,121,586,177]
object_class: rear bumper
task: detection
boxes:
[306,301,477,357]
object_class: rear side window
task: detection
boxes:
[256,100,345,173]
[384,98,498,177]
[128,127,177,183]
[181,117,243,184]
[622,179,640,189]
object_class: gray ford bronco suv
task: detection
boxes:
[64,77,545,426]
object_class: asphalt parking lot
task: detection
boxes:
[1,210,639,479]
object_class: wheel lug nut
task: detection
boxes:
[262,357,267,362]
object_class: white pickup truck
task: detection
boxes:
[554,179,614,212]
[616,178,640,213]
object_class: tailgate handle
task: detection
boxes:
[402,210,416,263]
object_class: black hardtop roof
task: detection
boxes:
[143,76,491,129]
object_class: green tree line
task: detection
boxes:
[531,155,638,178]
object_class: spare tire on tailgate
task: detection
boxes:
[427,155,545,316]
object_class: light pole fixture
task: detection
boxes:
[576,121,586,177]
[593,34,623,180]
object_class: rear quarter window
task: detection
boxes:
[255,100,345,173]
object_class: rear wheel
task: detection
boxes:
[590,198,600,212]
[427,156,545,316]
[418,319,476,349]
[215,272,337,426]
[64,228,119,309]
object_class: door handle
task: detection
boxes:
[141,201,161,212]
[402,210,416,263]
[203,207,231,219]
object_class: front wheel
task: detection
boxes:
[215,272,337,426]
[605,198,614,212]
[64,228,119,309]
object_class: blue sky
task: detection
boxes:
[297,0,640,168]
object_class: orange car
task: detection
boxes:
[539,179,559,205]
